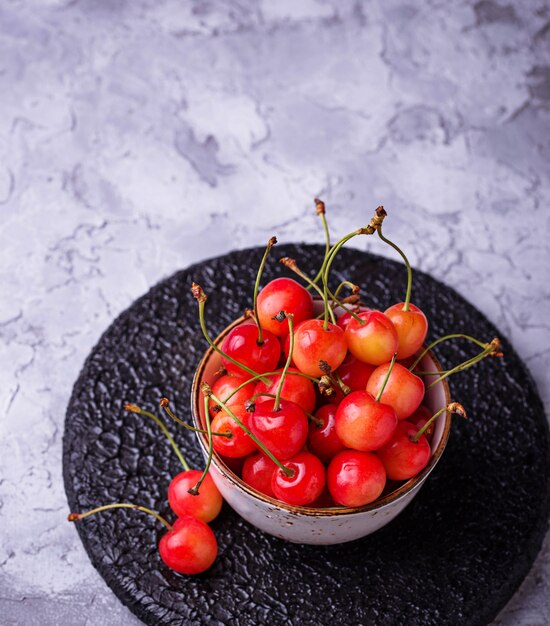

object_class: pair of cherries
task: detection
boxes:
[69,402,225,575]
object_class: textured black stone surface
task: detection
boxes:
[63,244,549,626]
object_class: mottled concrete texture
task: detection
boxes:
[0,0,548,624]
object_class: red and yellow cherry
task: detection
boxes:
[210,405,257,458]
[307,404,346,464]
[254,367,316,414]
[242,452,277,498]
[168,470,223,523]
[336,353,376,391]
[385,302,428,359]
[367,362,424,420]
[345,311,398,365]
[271,451,326,506]
[159,515,218,575]
[335,390,397,451]
[221,323,280,376]
[292,319,347,377]
[257,277,314,337]
[327,450,386,507]
[376,420,431,480]
[248,398,308,460]
[209,374,254,416]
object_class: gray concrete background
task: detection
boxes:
[0,0,549,624]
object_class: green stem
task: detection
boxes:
[377,223,413,311]
[375,354,397,403]
[68,503,172,532]
[274,314,294,412]
[412,406,447,442]
[426,345,494,389]
[253,237,277,345]
[207,389,293,477]
[308,198,331,289]
[189,396,215,495]
[409,334,488,372]
[160,400,231,440]
[124,403,190,471]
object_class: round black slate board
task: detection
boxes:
[63,244,549,626]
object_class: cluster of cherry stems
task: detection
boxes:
[68,202,502,576]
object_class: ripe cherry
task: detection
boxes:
[168,470,223,522]
[307,404,346,464]
[254,367,316,414]
[68,504,218,576]
[292,319,347,377]
[408,405,435,440]
[257,277,314,337]
[335,390,397,451]
[248,398,308,460]
[210,404,257,458]
[376,420,431,481]
[336,353,376,391]
[345,310,398,365]
[327,450,386,507]
[336,307,370,332]
[271,451,326,506]
[209,374,255,416]
[242,452,277,498]
[367,362,424,420]
[158,515,218,575]
[221,323,281,377]
[385,302,428,360]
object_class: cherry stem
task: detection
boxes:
[320,207,385,330]
[334,371,352,396]
[308,198,331,289]
[274,313,294,412]
[204,385,293,477]
[412,402,467,442]
[159,398,231,440]
[192,283,269,384]
[124,403,190,471]
[326,286,362,322]
[67,503,173,532]
[426,340,502,389]
[377,223,413,311]
[409,334,489,372]
[279,257,336,324]
[189,396,215,496]
[253,237,277,345]
[375,353,397,403]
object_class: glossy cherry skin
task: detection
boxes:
[221,323,281,377]
[210,405,257,458]
[366,362,424,420]
[336,307,371,332]
[327,450,386,507]
[271,451,326,506]
[385,302,428,360]
[242,452,277,498]
[168,470,223,523]
[345,310,399,365]
[307,404,346,464]
[336,353,376,391]
[248,398,308,460]
[209,374,254,416]
[158,515,218,575]
[257,277,314,337]
[254,367,316,414]
[376,420,431,480]
[292,319,347,377]
[335,390,398,451]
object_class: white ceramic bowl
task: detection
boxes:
[191,313,451,545]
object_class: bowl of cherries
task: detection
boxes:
[68,203,501,572]
[189,204,498,545]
